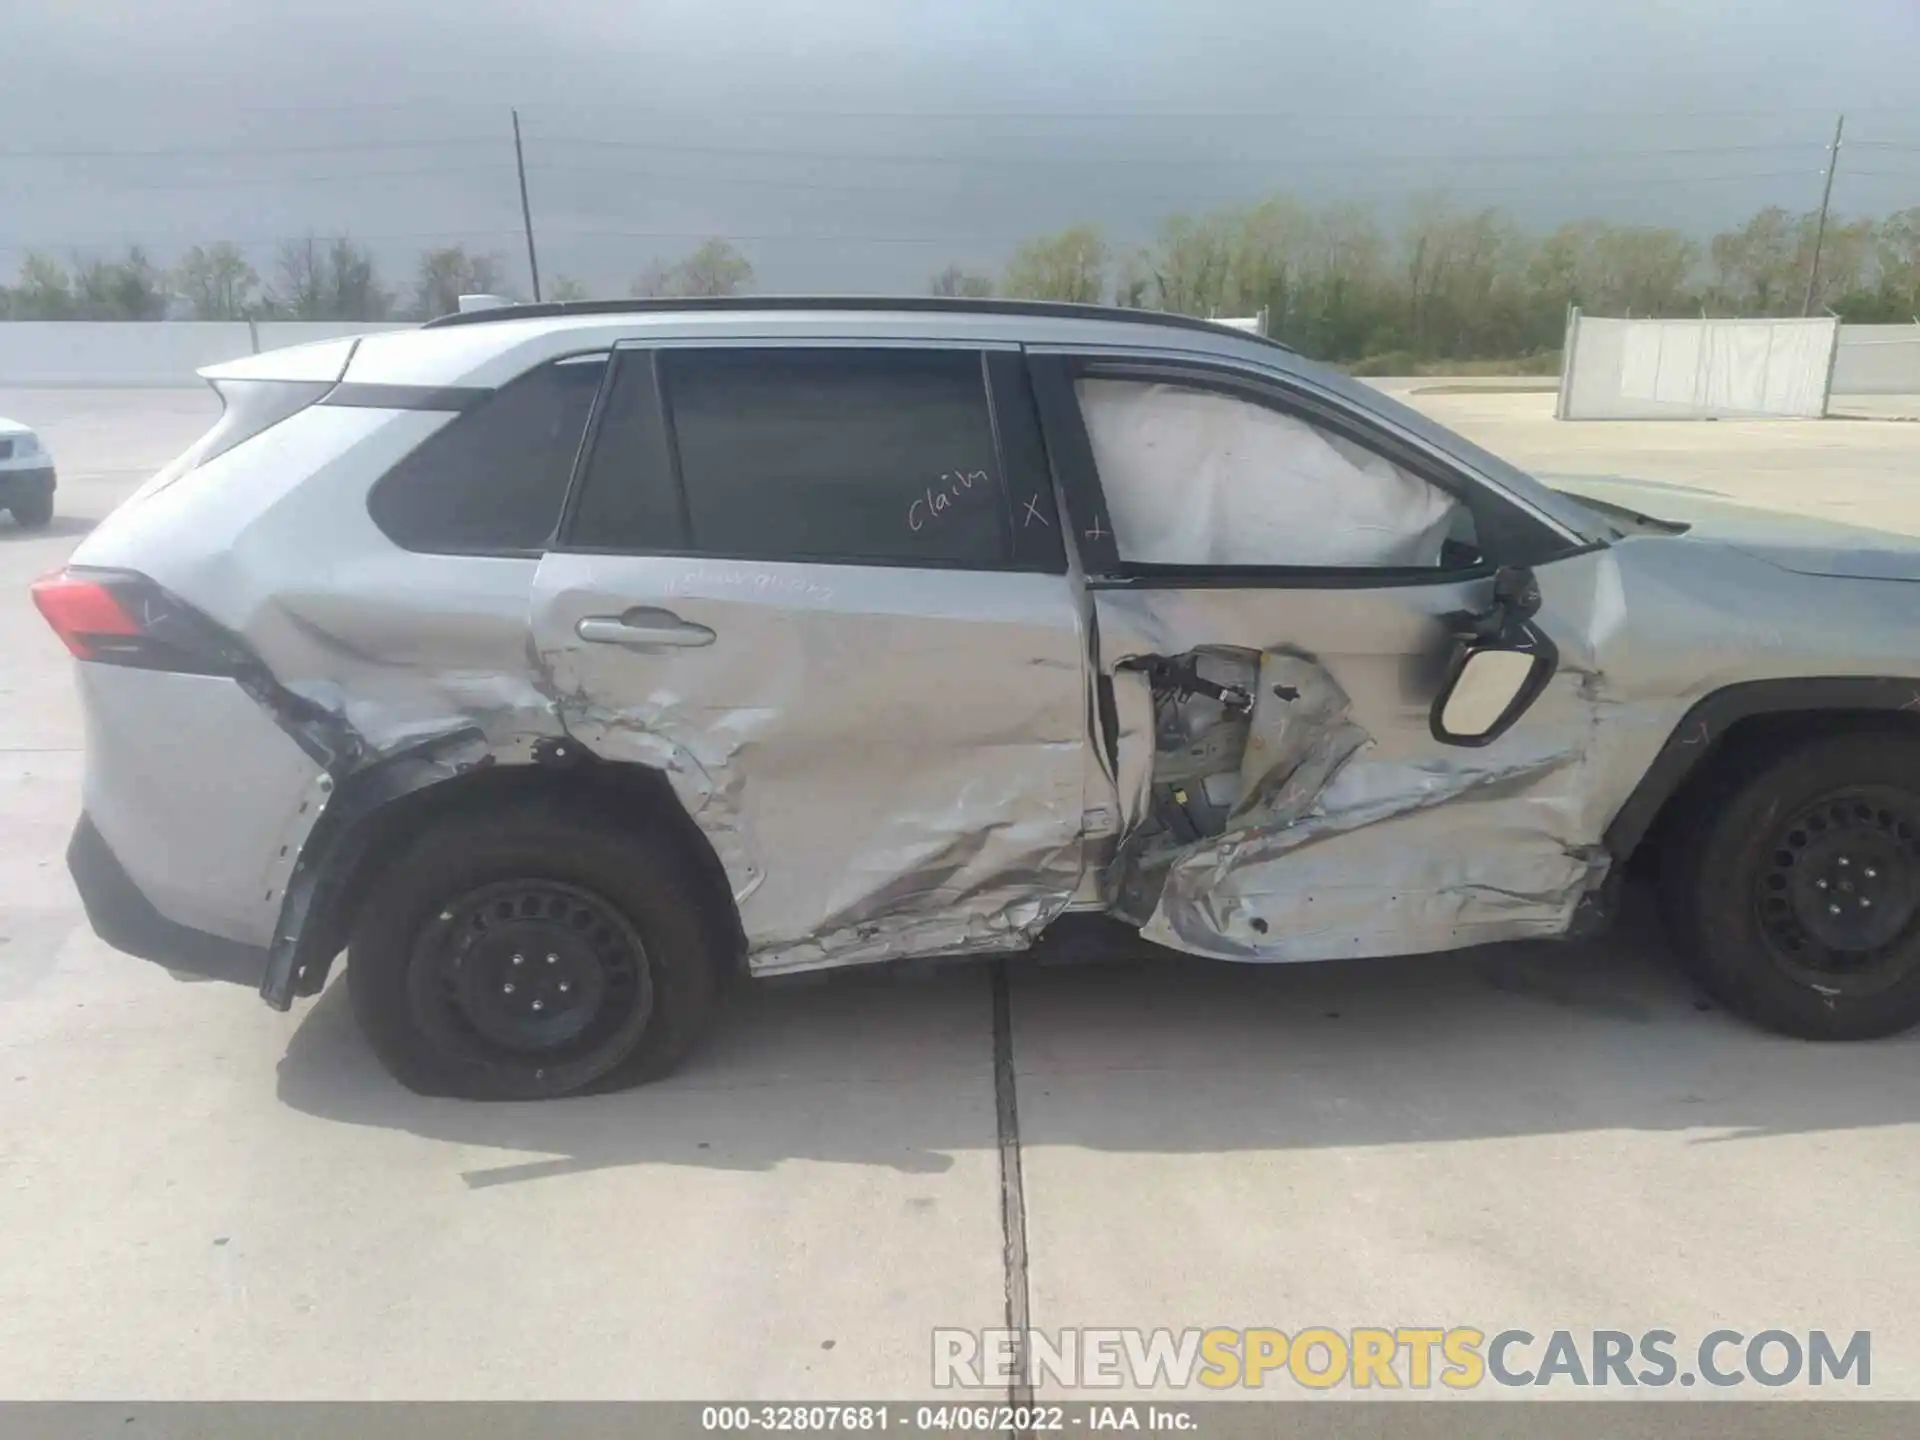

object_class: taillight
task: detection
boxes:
[30,573,140,659]
[30,568,243,676]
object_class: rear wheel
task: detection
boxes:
[1666,733,1920,1040]
[8,490,53,529]
[347,802,725,1098]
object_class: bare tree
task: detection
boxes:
[1875,208,1920,316]
[327,236,393,321]
[631,240,754,298]
[412,246,508,319]
[548,274,592,302]
[271,237,328,319]
[71,247,168,320]
[929,263,993,298]
[1002,225,1108,303]
[1708,206,1801,315]
[9,252,76,319]
[266,235,393,321]
[174,243,260,320]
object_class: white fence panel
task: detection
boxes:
[1831,324,1920,395]
[1557,312,1839,420]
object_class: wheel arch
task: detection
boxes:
[261,739,744,1008]
[1606,677,1920,871]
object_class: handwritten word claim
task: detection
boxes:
[908,471,991,532]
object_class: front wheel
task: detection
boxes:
[1666,733,1920,1040]
[347,802,725,1098]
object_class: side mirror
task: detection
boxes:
[1431,645,1553,745]
[1430,566,1558,747]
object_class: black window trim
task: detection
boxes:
[1027,351,1590,591]
[551,340,1068,576]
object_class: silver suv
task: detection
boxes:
[37,298,1920,1099]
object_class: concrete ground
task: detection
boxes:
[3,386,1920,1402]
[1377,379,1920,534]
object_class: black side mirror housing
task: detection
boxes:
[1431,566,1558,747]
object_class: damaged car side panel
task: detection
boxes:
[1088,565,1611,962]
[530,554,1092,974]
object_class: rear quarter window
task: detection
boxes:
[367,355,606,553]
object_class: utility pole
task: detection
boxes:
[1802,112,1845,316]
[512,107,542,303]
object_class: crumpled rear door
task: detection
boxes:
[531,340,1093,975]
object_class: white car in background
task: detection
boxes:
[0,416,56,529]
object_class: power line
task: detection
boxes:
[151,98,1920,120]
[0,138,497,160]
[0,174,1836,254]
[524,136,1826,168]
[0,152,1828,200]
[6,165,516,194]
[525,165,1826,202]
[0,136,1832,166]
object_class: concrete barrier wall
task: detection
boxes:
[1832,324,1920,396]
[253,321,413,353]
[0,321,417,387]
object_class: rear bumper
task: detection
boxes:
[0,464,55,500]
[67,815,269,987]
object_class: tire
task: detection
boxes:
[347,800,725,1099]
[8,491,53,529]
[1666,732,1920,1040]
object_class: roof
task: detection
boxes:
[420,294,1297,356]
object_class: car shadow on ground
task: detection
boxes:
[273,885,1920,1187]
[0,515,96,542]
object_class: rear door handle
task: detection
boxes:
[576,608,716,649]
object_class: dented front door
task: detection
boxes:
[1027,351,1607,962]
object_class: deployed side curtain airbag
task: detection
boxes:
[1076,378,1461,568]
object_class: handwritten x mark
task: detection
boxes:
[1021,494,1051,529]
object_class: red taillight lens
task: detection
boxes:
[29,568,240,676]
[30,572,143,660]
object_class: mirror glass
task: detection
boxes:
[1439,648,1539,737]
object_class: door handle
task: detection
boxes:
[576,609,716,649]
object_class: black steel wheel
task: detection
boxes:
[348,799,726,1098]
[1753,788,1920,995]
[1668,732,1920,1040]
[410,879,654,1072]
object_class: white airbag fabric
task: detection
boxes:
[1076,379,1460,568]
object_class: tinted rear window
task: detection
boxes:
[368,355,605,553]
[661,348,1008,566]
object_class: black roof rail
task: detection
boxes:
[419,294,1297,355]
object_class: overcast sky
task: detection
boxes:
[4,0,1918,296]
